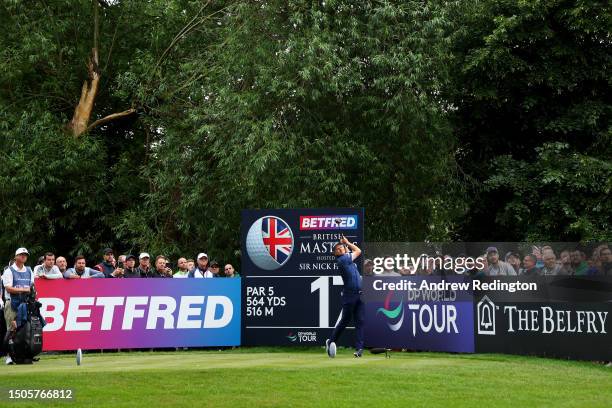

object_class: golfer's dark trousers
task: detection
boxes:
[330,290,364,350]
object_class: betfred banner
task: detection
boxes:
[241,208,364,346]
[36,279,241,351]
[364,276,475,352]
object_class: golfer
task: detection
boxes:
[326,235,364,358]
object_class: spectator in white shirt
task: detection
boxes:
[33,252,63,280]
[190,253,213,278]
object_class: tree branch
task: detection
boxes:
[86,108,137,132]
[152,0,212,74]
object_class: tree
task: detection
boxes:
[0,0,217,260]
[120,0,463,262]
[448,0,611,241]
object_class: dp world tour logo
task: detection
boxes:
[286,332,297,342]
[246,216,294,271]
[377,291,405,331]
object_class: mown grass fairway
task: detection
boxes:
[2,348,611,407]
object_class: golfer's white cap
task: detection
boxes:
[197,252,208,260]
[15,247,29,256]
[139,252,150,259]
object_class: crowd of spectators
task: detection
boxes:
[1,247,239,364]
[9,248,240,281]
[363,244,612,277]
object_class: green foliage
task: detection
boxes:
[448,0,611,241]
[130,0,462,263]
[486,143,611,240]
[0,0,609,264]
[0,112,109,258]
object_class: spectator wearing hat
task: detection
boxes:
[94,248,123,278]
[2,248,35,365]
[136,252,152,277]
[209,260,221,277]
[189,253,213,278]
[486,247,517,276]
[122,255,140,278]
[173,258,190,278]
[33,252,63,280]
[224,264,240,278]
[64,256,105,279]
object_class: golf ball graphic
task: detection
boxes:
[246,216,294,270]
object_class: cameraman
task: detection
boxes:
[2,248,35,365]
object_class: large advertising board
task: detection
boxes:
[36,279,241,350]
[241,208,365,346]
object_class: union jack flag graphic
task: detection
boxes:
[262,216,293,265]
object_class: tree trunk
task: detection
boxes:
[68,51,100,137]
[67,0,136,137]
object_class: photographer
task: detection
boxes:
[94,248,123,278]
[2,248,35,365]
[149,255,173,278]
